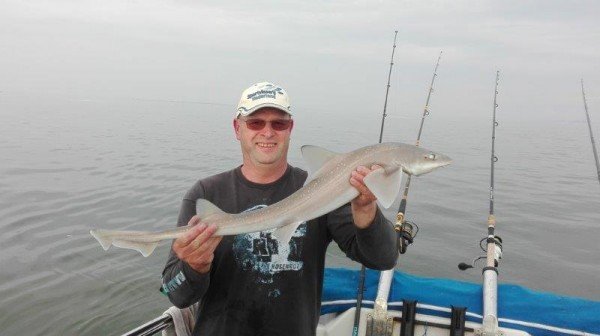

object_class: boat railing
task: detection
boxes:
[122,314,172,336]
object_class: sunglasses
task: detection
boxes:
[241,118,292,131]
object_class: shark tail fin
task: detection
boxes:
[90,229,159,257]
[90,229,113,250]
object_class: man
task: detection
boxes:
[161,82,398,335]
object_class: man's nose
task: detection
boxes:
[262,123,276,137]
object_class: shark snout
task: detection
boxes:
[421,152,452,174]
[405,151,452,176]
[435,153,453,167]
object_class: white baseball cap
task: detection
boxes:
[236,82,292,118]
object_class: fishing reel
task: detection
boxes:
[458,236,503,270]
[394,213,419,254]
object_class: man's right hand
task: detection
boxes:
[173,215,223,274]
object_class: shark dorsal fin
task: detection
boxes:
[363,167,403,209]
[196,199,227,219]
[301,145,340,179]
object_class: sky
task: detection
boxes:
[1,0,599,122]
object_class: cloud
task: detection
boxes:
[0,0,598,120]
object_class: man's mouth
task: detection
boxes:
[257,142,276,148]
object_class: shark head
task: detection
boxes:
[385,143,452,176]
[409,149,452,175]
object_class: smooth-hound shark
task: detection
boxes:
[90,142,451,257]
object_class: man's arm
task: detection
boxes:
[327,165,399,269]
[161,189,221,308]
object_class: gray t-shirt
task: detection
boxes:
[161,165,398,336]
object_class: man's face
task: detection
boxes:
[234,108,294,169]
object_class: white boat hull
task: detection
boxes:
[317,307,530,336]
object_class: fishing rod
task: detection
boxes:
[458,71,503,334]
[581,79,600,184]
[377,31,399,144]
[365,51,443,336]
[352,30,398,336]
[395,50,443,253]
[358,47,445,336]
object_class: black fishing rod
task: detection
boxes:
[489,72,499,220]
[458,71,503,272]
[458,71,503,334]
[353,44,445,335]
[581,79,600,184]
[377,31,399,144]
[395,50,442,253]
[352,30,398,336]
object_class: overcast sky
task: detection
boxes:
[1,0,599,121]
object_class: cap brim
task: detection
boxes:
[236,103,292,117]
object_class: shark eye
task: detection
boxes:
[426,153,437,160]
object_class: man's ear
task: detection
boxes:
[289,119,294,133]
[233,118,241,140]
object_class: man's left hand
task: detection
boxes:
[349,165,382,229]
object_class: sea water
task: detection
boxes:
[1,95,598,335]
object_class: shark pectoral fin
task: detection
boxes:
[301,145,340,181]
[196,199,227,219]
[363,167,404,209]
[273,221,303,246]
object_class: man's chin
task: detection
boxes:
[254,154,283,166]
[255,144,278,152]
[255,147,279,157]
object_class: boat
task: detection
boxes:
[317,268,600,336]
[123,267,600,336]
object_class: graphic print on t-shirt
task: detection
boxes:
[232,204,306,284]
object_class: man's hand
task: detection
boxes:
[349,165,383,229]
[173,215,223,274]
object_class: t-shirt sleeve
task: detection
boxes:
[160,181,211,308]
[327,204,398,270]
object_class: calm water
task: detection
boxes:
[0,95,599,335]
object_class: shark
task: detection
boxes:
[90,142,451,257]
